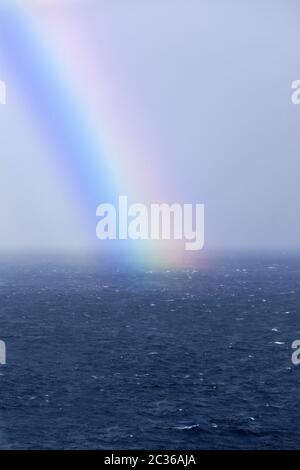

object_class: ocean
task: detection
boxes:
[0,254,299,449]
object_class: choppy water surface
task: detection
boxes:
[0,255,299,449]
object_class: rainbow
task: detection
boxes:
[0,0,188,266]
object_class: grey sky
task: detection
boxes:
[1,0,300,252]
[101,0,300,251]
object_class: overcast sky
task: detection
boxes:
[0,0,300,253]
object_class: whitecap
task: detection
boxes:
[176,424,200,430]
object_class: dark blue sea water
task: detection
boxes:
[0,254,299,449]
